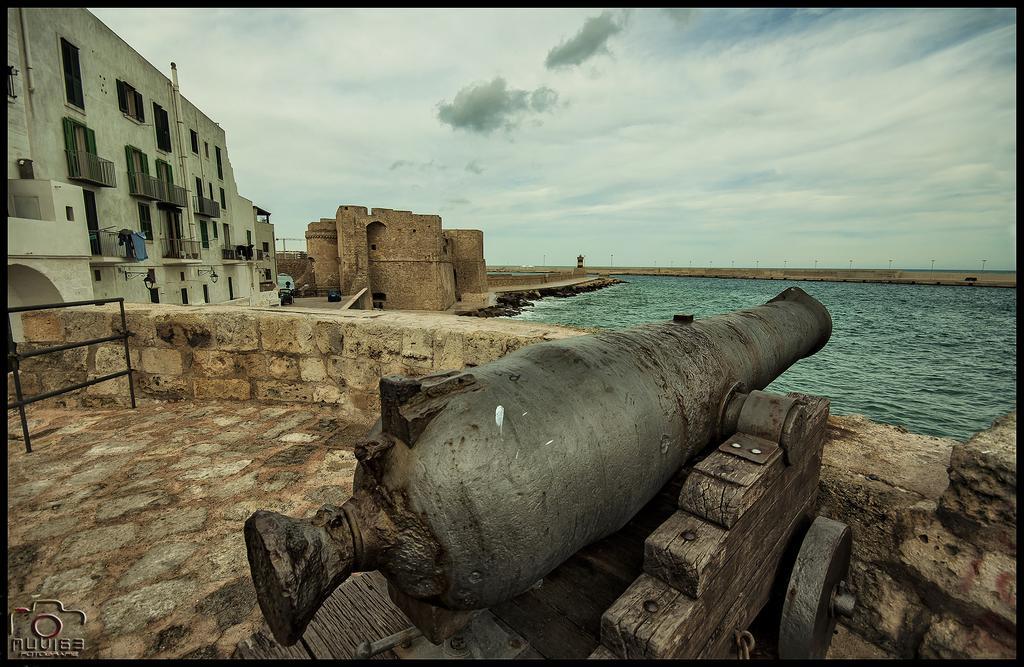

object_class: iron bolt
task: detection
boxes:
[450,636,467,651]
[751,448,762,455]
[730,442,742,449]
[682,530,697,541]
[643,600,659,613]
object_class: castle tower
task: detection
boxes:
[304,219,340,290]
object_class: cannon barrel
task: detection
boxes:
[245,286,832,646]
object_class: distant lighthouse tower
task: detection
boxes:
[576,254,585,275]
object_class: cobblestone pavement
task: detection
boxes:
[7,399,370,659]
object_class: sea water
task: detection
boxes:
[511,275,1017,441]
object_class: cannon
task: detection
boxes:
[241,286,854,660]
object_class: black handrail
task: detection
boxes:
[7,298,136,453]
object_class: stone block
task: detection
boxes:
[938,411,1016,552]
[94,345,139,375]
[61,307,116,341]
[85,374,130,397]
[210,310,261,351]
[462,332,511,366]
[299,357,327,382]
[268,354,300,380]
[313,383,345,404]
[239,352,268,376]
[20,311,63,342]
[401,328,434,361]
[194,378,251,400]
[313,320,345,355]
[136,373,190,398]
[339,355,383,391]
[342,323,400,361]
[898,505,1016,625]
[918,615,1016,659]
[192,349,237,377]
[432,331,465,370]
[125,311,160,347]
[260,314,314,354]
[141,348,184,375]
[254,380,316,403]
[153,314,214,349]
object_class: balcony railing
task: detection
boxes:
[158,181,188,208]
[162,238,201,261]
[66,150,116,188]
[88,230,129,259]
[194,195,220,218]
[222,247,238,261]
[128,172,161,200]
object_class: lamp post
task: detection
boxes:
[755,259,759,270]
[814,259,818,270]
[931,259,935,282]
[849,259,853,270]
[784,259,787,270]
[981,259,987,271]
[610,254,613,268]
[888,259,893,270]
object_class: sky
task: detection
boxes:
[90,7,1017,270]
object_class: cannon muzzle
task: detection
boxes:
[246,286,832,646]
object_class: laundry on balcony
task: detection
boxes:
[131,231,149,261]
[117,229,148,262]
[235,244,255,260]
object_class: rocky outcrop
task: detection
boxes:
[464,277,625,317]
[819,412,1017,659]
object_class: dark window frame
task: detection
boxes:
[190,129,199,154]
[116,79,144,122]
[60,38,84,109]
[152,102,172,152]
[219,187,226,209]
[137,202,153,239]
[215,146,223,179]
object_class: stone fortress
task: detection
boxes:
[305,206,487,310]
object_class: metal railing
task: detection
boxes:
[128,171,161,199]
[7,298,136,453]
[66,150,116,187]
[159,181,188,208]
[194,195,221,218]
[162,238,201,260]
[88,229,129,258]
[222,247,238,260]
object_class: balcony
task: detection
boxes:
[162,238,202,262]
[128,172,161,200]
[88,230,129,260]
[158,181,188,208]
[222,247,239,261]
[194,195,220,218]
[66,150,116,188]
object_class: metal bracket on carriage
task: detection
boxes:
[718,388,808,466]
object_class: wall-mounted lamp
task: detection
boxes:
[123,267,157,290]
[197,268,219,283]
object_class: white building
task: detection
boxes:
[7,7,276,324]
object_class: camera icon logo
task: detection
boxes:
[9,599,87,658]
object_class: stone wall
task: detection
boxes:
[12,303,582,423]
[9,304,1016,658]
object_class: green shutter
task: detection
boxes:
[141,151,150,175]
[116,80,127,112]
[64,118,77,173]
[165,161,173,184]
[85,127,96,154]
[200,221,209,248]
[134,91,144,122]
[125,145,134,173]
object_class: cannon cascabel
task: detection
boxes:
[244,286,832,646]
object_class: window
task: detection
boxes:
[155,159,173,185]
[203,284,209,303]
[8,64,18,100]
[138,203,152,239]
[180,271,185,281]
[116,80,144,122]
[153,102,171,152]
[208,182,214,201]
[60,38,84,108]
[94,269,101,282]
[219,187,226,209]
[264,268,272,280]
[63,117,95,165]
[66,206,74,221]
[246,230,252,245]
[212,220,218,239]
[190,129,199,154]
[204,141,209,158]
[262,242,269,253]
[215,146,223,179]
[125,145,150,176]
[149,288,160,303]
[195,176,203,200]
[199,220,209,248]
[180,287,189,305]
[222,223,230,245]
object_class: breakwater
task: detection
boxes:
[465,277,624,317]
[489,266,1016,288]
